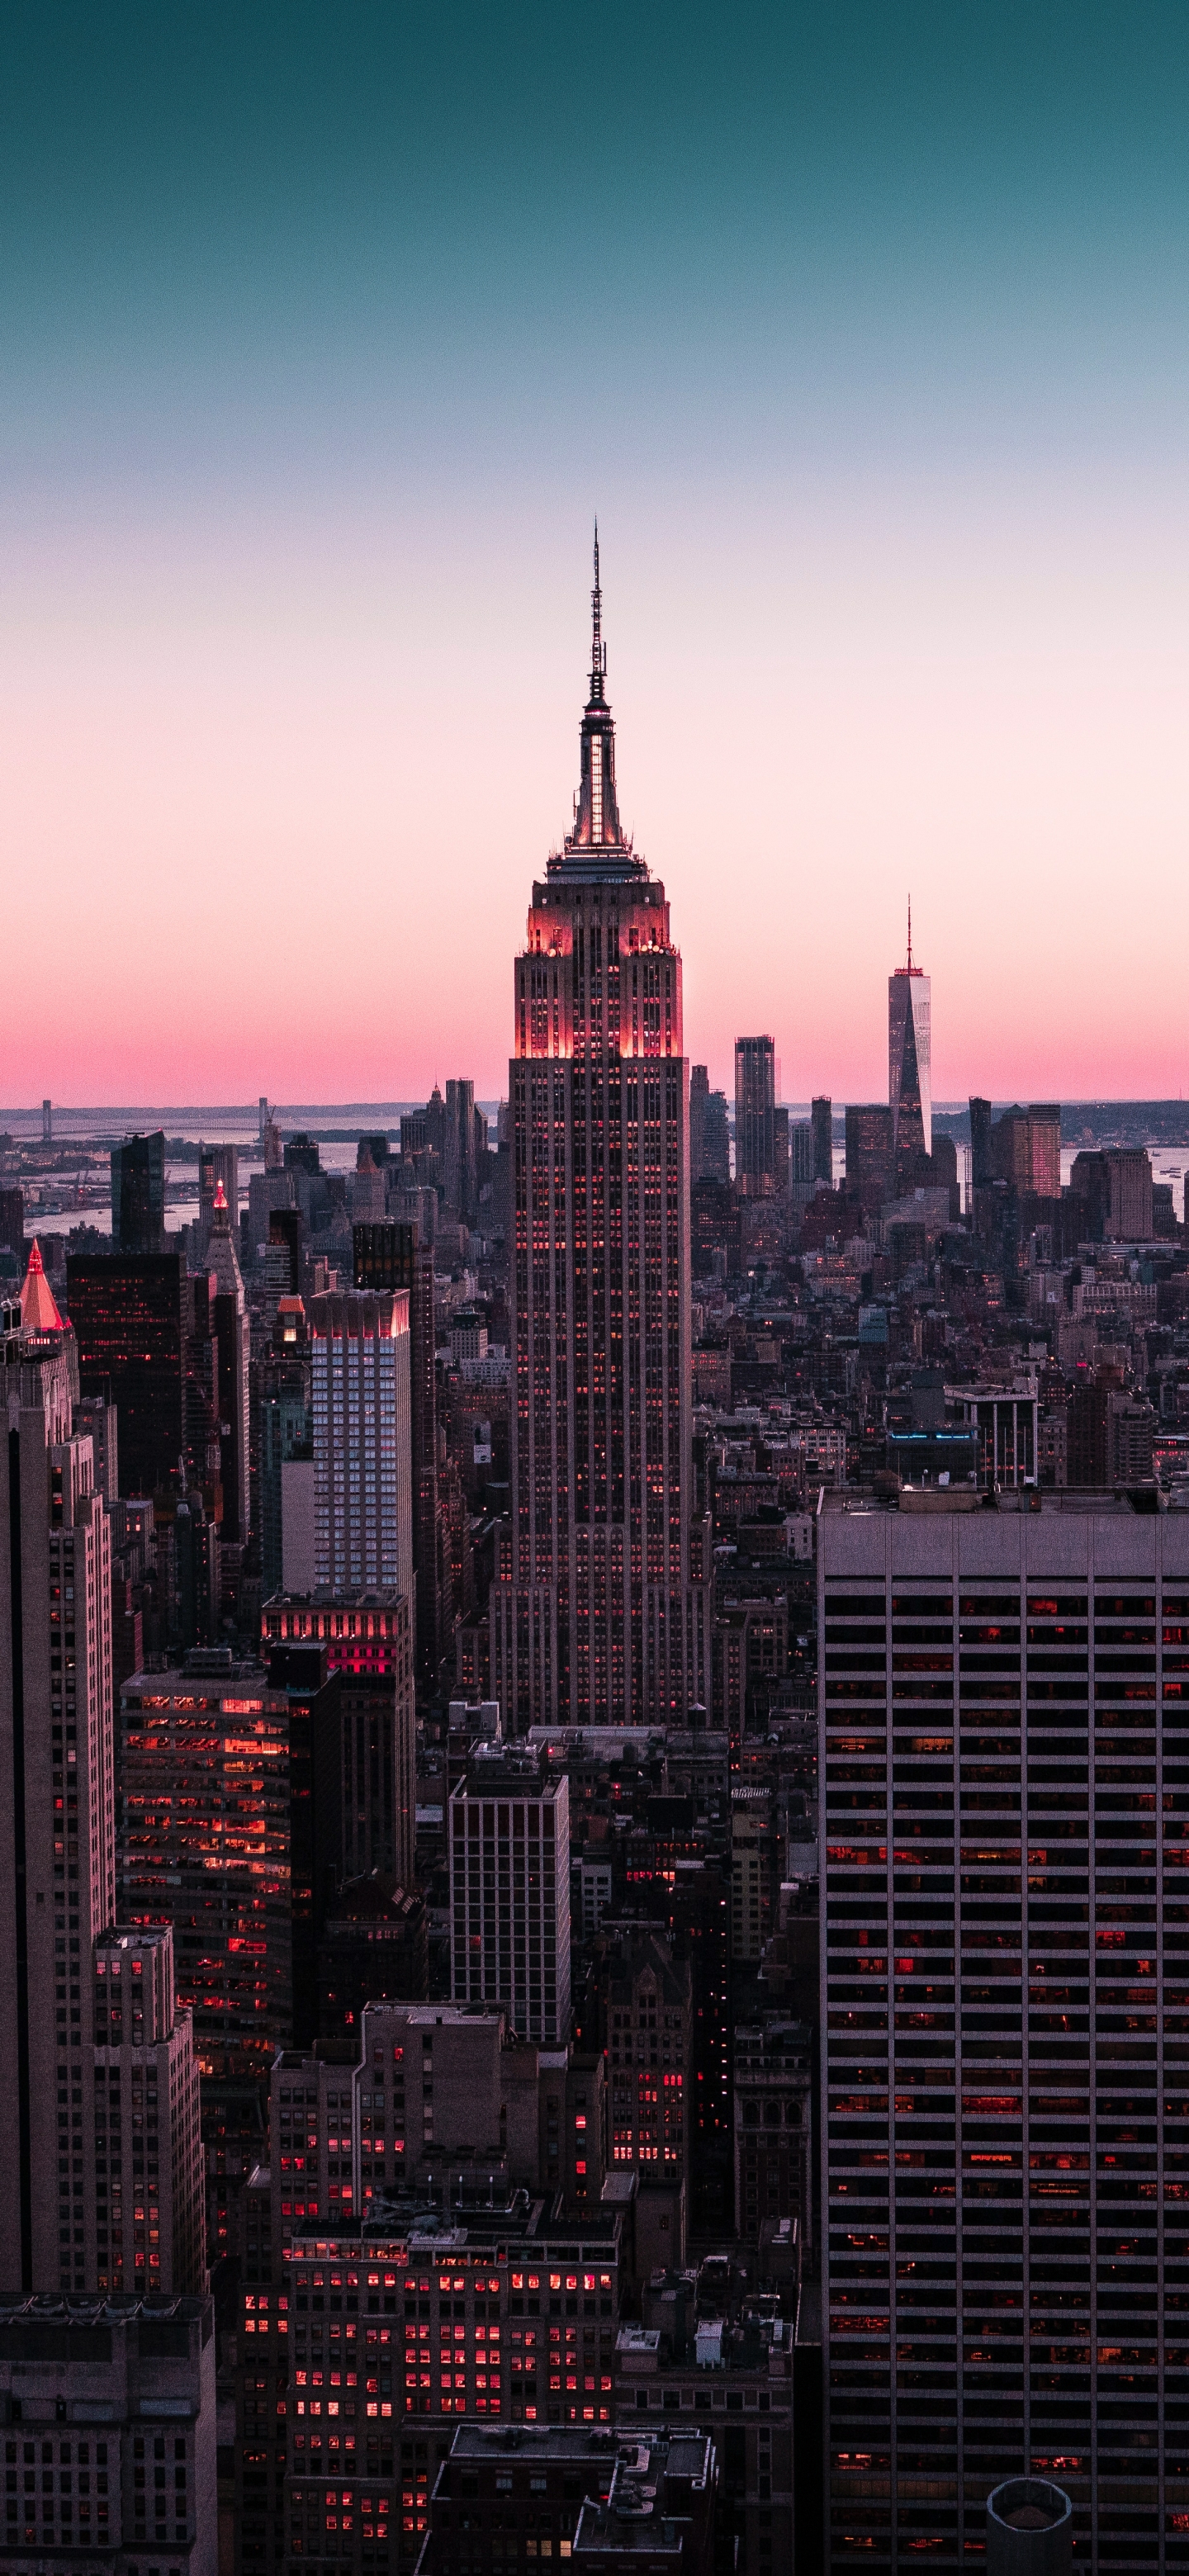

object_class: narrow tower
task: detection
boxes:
[490,538,712,1727]
[888,897,932,1181]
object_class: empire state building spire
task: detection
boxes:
[559,525,632,864]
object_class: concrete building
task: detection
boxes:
[310,1290,413,1602]
[0,2290,216,2574]
[92,1927,206,2295]
[819,1488,1189,2565]
[449,1748,571,2043]
[490,537,712,1729]
[811,1095,833,1185]
[732,2022,812,2253]
[204,1181,250,1546]
[353,1223,441,1681]
[689,1065,730,1186]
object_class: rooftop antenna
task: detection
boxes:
[907,893,912,972]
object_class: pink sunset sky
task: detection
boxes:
[7,462,1186,1112]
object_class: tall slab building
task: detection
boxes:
[819,1489,1189,2568]
[491,540,711,1727]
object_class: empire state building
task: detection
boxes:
[490,540,712,1728]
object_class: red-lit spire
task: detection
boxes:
[20,1238,64,1334]
[590,520,605,708]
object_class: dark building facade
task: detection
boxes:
[68,1252,192,1499]
[734,1037,776,1191]
[111,1130,167,1254]
[811,1095,833,1186]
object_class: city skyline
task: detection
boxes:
[5,4,1189,1104]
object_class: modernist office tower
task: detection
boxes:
[819,1492,1189,2569]
[888,905,931,1170]
[309,1290,412,1598]
[734,1035,777,1190]
[449,1747,571,2043]
[490,539,711,1727]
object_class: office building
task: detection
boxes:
[0,2292,216,2574]
[819,1489,1189,2564]
[449,1747,571,2042]
[1,1292,112,2290]
[203,1181,250,1545]
[197,1140,239,1255]
[969,1094,993,1190]
[732,2021,812,2252]
[92,1926,206,2294]
[0,1183,24,1261]
[599,1926,691,2195]
[111,1130,167,1255]
[2,1276,203,2298]
[689,1066,730,1185]
[811,1095,833,1185]
[888,908,931,1169]
[490,537,711,1728]
[844,1103,893,1210]
[310,1290,412,1599]
[734,1036,776,1191]
[119,1657,294,2078]
[353,1221,441,1679]
[259,1359,313,1601]
[68,1251,192,1499]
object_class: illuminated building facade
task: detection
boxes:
[491,539,711,1729]
[310,1292,412,1602]
[820,1492,1189,2568]
[888,906,931,1172]
[118,1660,294,2078]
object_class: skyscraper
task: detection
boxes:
[309,1290,412,1598]
[734,1035,776,1191]
[819,1489,1189,2564]
[1,1266,204,2294]
[689,1065,730,1185]
[68,1250,192,1499]
[111,1130,167,1253]
[888,903,931,1172]
[490,537,711,1727]
[448,1745,571,2042]
[811,1096,833,1186]
[353,1219,441,1679]
[205,1180,250,1546]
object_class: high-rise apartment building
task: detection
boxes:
[490,538,711,1728]
[819,1489,1189,2566]
[68,1251,192,1499]
[734,1036,776,1191]
[111,1130,167,1254]
[2,1278,203,2296]
[888,909,931,1168]
[198,1139,239,1247]
[353,1221,440,1679]
[449,1747,571,2043]
[811,1096,834,1186]
[310,1290,412,1600]
[0,2292,217,2572]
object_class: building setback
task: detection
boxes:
[819,1491,1189,2568]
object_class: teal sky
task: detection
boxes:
[4,3,1187,1101]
